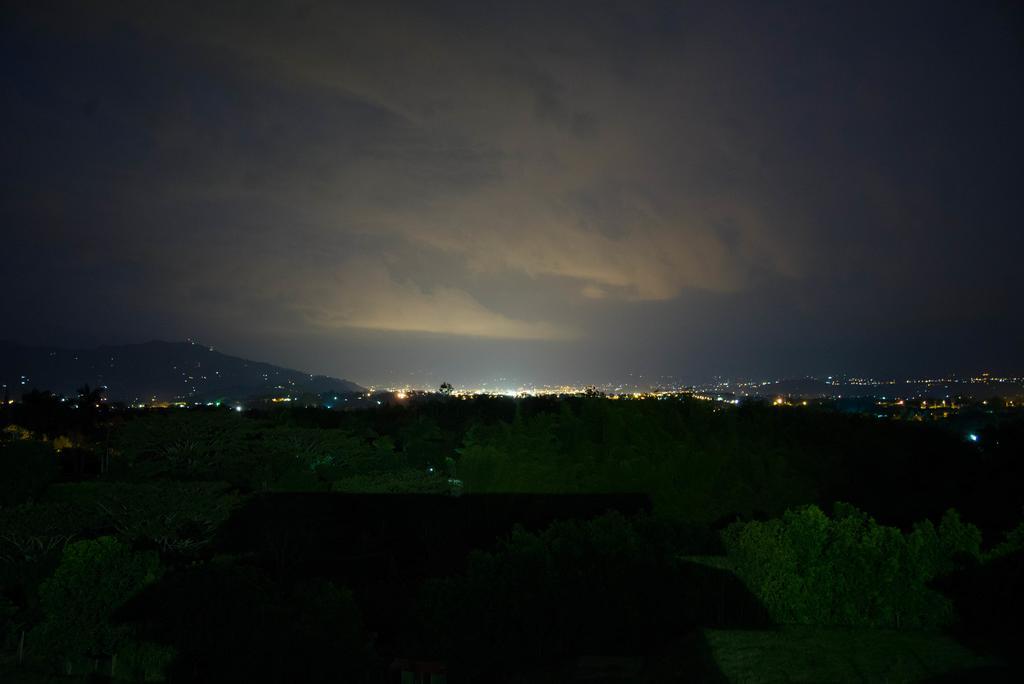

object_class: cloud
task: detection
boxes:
[297,262,574,340]
[5,0,1023,379]
[62,0,806,306]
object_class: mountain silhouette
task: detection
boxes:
[0,340,364,402]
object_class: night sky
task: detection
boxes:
[3,1,1022,387]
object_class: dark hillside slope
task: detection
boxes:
[0,340,363,401]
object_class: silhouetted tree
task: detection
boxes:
[75,384,104,410]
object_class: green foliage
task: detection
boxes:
[415,512,723,673]
[43,482,240,555]
[330,469,452,493]
[112,639,175,681]
[454,400,827,520]
[5,399,1018,679]
[985,520,1024,561]
[31,537,160,671]
[705,627,1000,684]
[937,508,982,560]
[722,504,982,628]
[0,595,19,654]
[124,562,367,681]
[110,412,409,490]
[399,416,446,469]
[100,398,1002,528]
[109,412,252,483]
[0,440,58,507]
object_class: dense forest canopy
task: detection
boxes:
[1,395,1022,681]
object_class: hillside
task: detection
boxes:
[0,340,364,402]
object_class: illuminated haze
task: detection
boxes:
[2,1,1022,386]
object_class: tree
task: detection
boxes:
[414,512,762,677]
[122,563,367,682]
[74,384,108,438]
[0,440,58,507]
[722,504,981,628]
[31,537,160,673]
[15,390,64,438]
[400,416,445,469]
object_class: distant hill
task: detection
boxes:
[0,340,364,402]
[740,376,1023,401]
